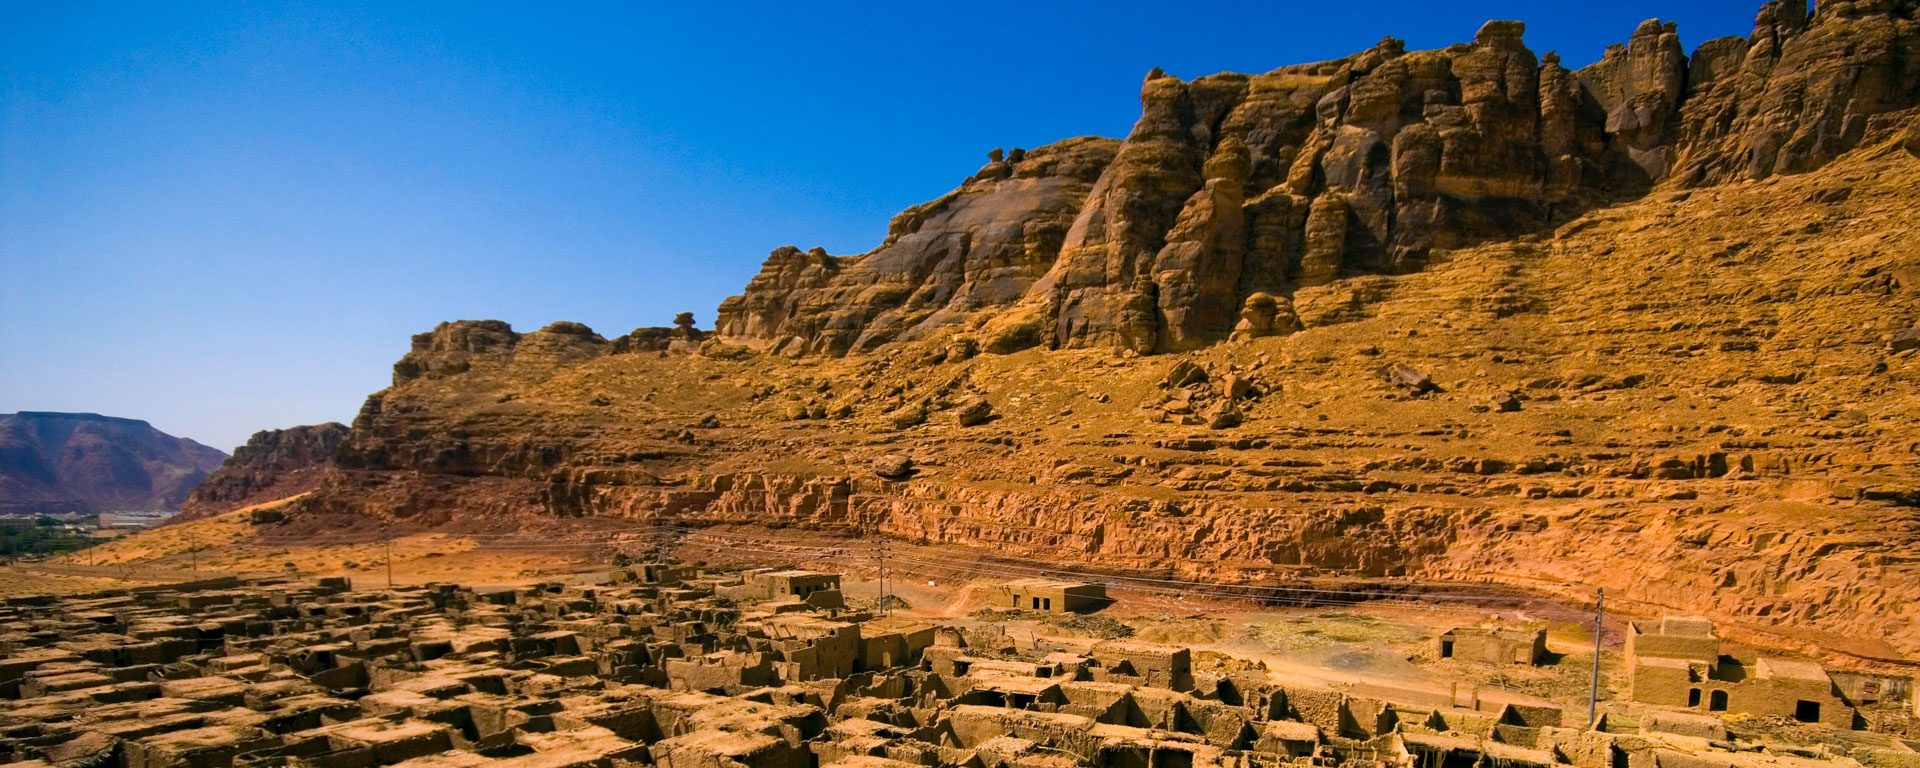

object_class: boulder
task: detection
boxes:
[1230,293,1301,340]
[1384,363,1440,393]
[1204,403,1244,430]
[871,455,914,480]
[1220,374,1254,402]
[1892,328,1920,353]
[1165,360,1208,389]
[889,404,928,429]
[955,399,994,427]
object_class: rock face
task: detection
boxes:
[1670,0,1920,183]
[715,137,1120,356]
[391,316,711,386]
[0,412,228,516]
[225,2,1920,662]
[718,2,1920,355]
[177,423,349,520]
[293,108,1920,659]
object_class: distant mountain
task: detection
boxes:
[0,412,229,516]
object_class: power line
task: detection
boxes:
[314,527,1532,605]
[104,519,1603,616]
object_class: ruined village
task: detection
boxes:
[1,562,1915,768]
[6,2,1920,768]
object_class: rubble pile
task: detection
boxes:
[3,565,1913,768]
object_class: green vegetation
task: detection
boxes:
[1244,611,1427,653]
[0,518,94,557]
[971,608,1136,639]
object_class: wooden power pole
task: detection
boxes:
[1589,588,1605,728]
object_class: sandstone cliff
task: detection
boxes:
[714,137,1119,356]
[175,422,349,520]
[264,2,1920,662]
[717,1,1920,355]
[293,112,1920,658]
[0,412,228,516]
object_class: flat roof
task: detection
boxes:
[1002,578,1098,589]
[1757,657,1829,682]
[1262,720,1321,741]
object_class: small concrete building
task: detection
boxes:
[717,569,842,605]
[990,578,1109,613]
[1436,626,1548,665]
[1090,640,1193,691]
[761,615,860,681]
[857,621,936,672]
[1625,616,1859,728]
[760,570,841,600]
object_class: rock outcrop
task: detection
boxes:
[391,315,711,387]
[0,412,228,516]
[191,1,1920,663]
[292,106,1920,659]
[176,422,349,520]
[718,2,1920,355]
[715,137,1120,356]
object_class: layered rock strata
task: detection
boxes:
[717,2,1920,355]
[177,423,349,520]
[280,3,1920,662]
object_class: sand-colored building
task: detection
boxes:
[990,578,1109,613]
[717,568,843,608]
[1626,616,1859,728]
[1437,626,1548,665]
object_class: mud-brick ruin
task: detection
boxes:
[1,566,1917,768]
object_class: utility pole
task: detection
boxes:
[189,531,198,573]
[1588,588,1605,728]
[866,513,888,617]
[384,530,394,589]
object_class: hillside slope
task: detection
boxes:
[715,1,1919,355]
[193,1,1920,662]
[285,117,1920,659]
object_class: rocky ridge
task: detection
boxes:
[218,3,1920,663]
[293,115,1920,660]
[716,1,1920,356]
[176,422,350,521]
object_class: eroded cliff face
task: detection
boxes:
[261,1,1920,662]
[294,112,1920,659]
[713,137,1120,356]
[176,423,348,520]
[717,1,1920,356]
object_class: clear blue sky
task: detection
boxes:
[2,1,1764,451]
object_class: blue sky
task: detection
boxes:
[1,1,1765,451]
